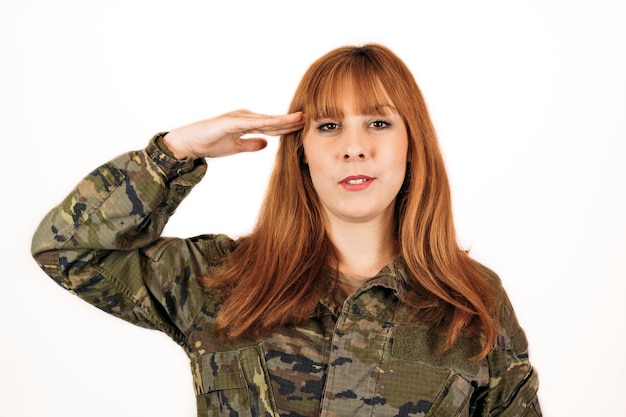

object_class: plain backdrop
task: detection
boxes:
[1,1,625,416]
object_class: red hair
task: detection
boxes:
[202,44,500,359]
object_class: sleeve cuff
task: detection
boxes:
[147,132,206,181]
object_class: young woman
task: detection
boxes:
[32,44,541,416]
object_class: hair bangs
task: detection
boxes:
[302,59,396,124]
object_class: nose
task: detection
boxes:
[341,126,368,160]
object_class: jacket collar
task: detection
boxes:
[319,258,406,318]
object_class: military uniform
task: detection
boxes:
[31,134,542,416]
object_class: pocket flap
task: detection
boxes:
[191,350,247,395]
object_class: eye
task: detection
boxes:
[317,122,340,131]
[370,119,391,129]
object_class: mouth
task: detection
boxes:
[340,175,374,190]
[346,178,368,185]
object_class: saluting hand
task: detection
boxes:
[162,109,305,159]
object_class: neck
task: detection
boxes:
[326,214,398,288]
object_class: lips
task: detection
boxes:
[346,178,367,185]
[340,175,374,190]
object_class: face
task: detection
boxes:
[302,104,409,226]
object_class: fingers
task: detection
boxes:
[235,137,268,153]
[227,110,305,136]
[165,110,305,159]
[251,120,306,136]
[198,136,268,158]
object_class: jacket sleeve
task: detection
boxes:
[483,294,542,417]
[30,133,233,346]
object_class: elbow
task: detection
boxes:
[32,229,108,295]
[31,247,98,292]
[31,236,79,289]
[31,216,73,283]
[31,226,62,279]
[32,221,104,291]
[31,244,72,290]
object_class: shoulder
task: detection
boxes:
[473,264,540,414]
[472,260,528,354]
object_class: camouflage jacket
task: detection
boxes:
[31,134,542,417]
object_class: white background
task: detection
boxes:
[1,1,625,416]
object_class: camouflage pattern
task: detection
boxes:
[31,134,542,416]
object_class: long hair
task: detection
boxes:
[202,44,500,359]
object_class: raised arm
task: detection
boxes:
[31,110,305,344]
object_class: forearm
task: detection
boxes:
[31,133,207,284]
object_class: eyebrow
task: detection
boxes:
[362,103,398,115]
[311,103,398,120]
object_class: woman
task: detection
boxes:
[32,44,541,416]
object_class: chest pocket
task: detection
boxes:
[381,325,484,417]
[190,345,280,417]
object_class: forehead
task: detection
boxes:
[304,71,396,120]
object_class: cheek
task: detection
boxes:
[302,142,331,173]
[388,139,409,188]
[386,138,409,168]
[398,135,409,161]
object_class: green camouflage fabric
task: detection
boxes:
[31,133,542,417]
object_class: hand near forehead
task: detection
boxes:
[163,109,305,159]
